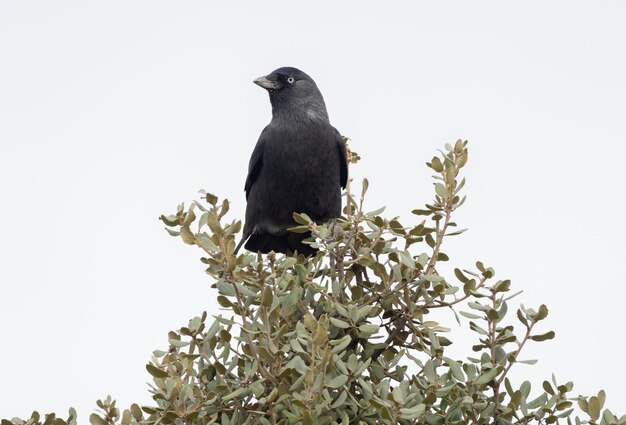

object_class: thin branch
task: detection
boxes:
[231,283,278,385]
[420,275,489,309]
[495,320,536,387]
[489,289,500,423]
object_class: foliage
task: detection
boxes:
[4,141,623,424]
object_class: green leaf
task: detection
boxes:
[278,257,298,269]
[358,323,379,335]
[164,228,180,237]
[434,183,447,198]
[517,309,529,328]
[146,364,168,378]
[487,308,499,321]
[160,214,179,227]
[216,280,236,297]
[417,252,429,266]
[474,368,498,385]
[530,331,555,342]
[423,274,445,283]
[578,397,589,413]
[424,360,436,382]
[454,268,469,283]
[454,177,466,194]
[425,233,436,248]
[313,321,328,346]
[392,384,405,404]
[356,304,374,321]
[460,311,481,319]
[598,390,606,409]
[326,375,348,389]
[446,228,468,236]
[520,380,531,398]
[293,212,312,225]
[365,206,386,216]
[535,304,549,321]
[468,301,489,312]
[222,387,252,401]
[121,409,131,425]
[361,178,369,198]
[543,381,555,395]
[168,338,190,348]
[283,355,307,374]
[261,286,273,307]
[399,250,414,268]
[588,396,601,421]
[329,317,351,329]
[205,192,218,205]
[183,207,196,226]
[130,404,142,420]
[287,225,310,234]
[430,157,443,172]
[220,198,230,217]
[180,226,195,245]
[251,381,265,398]
[198,233,218,251]
[89,415,109,425]
[400,404,425,420]
[494,279,511,293]
[330,335,351,354]
[444,357,464,381]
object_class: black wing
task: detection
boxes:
[244,134,266,200]
[336,131,348,189]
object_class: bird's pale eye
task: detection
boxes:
[287,76,295,84]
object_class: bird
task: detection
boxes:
[234,67,348,256]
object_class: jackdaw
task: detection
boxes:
[234,67,348,256]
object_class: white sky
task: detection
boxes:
[1,1,625,420]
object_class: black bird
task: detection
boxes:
[234,67,348,256]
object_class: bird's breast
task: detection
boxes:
[255,124,341,220]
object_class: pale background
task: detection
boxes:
[1,1,625,419]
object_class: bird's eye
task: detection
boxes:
[287,76,295,84]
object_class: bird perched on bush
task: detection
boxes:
[235,67,347,256]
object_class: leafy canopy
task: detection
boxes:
[5,141,622,425]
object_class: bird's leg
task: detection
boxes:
[351,263,372,287]
[354,264,363,286]
[327,218,342,242]
[360,266,368,284]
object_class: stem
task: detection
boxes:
[374,193,455,359]
[421,276,489,309]
[489,289,500,423]
[343,225,383,266]
[232,284,277,385]
[425,205,452,276]
[495,320,536,387]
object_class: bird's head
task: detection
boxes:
[254,67,329,122]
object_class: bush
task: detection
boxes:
[6,141,623,425]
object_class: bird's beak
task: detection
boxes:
[253,75,280,90]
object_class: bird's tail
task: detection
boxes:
[233,233,248,255]
[241,231,317,257]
